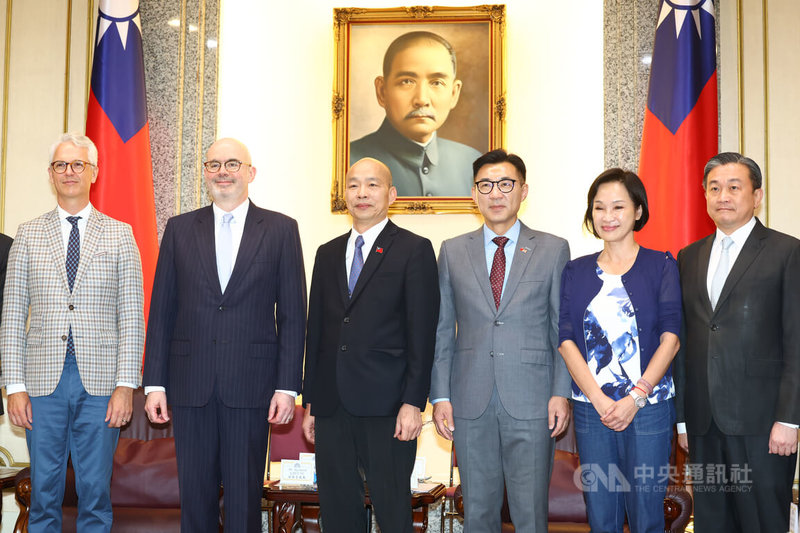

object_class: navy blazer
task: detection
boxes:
[303,220,439,417]
[558,247,682,380]
[143,202,307,409]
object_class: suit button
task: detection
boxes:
[341,345,347,351]
[218,306,224,311]
[61,335,67,341]
[68,304,74,310]
[494,320,504,326]
[710,324,718,331]
[489,351,494,357]
[343,317,350,323]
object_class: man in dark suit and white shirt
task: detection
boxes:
[676,152,799,533]
[302,157,439,533]
[0,231,12,417]
[431,149,571,532]
[143,138,307,532]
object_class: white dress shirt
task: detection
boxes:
[345,218,389,280]
[705,216,756,297]
[212,199,249,276]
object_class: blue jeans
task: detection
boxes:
[573,399,675,533]
[26,351,118,533]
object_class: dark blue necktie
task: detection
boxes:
[348,235,365,297]
[65,216,80,359]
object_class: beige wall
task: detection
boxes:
[0,0,95,526]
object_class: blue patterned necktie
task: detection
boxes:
[217,213,234,292]
[66,216,81,291]
[348,235,365,297]
[65,216,81,359]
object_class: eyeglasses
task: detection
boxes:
[203,159,250,173]
[50,160,94,174]
[474,178,517,195]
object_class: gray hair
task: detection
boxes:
[48,132,99,167]
[703,152,762,190]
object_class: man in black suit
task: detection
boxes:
[676,152,799,533]
[143,138,307,532]
[0,232,12,416]
[302,158,439,532]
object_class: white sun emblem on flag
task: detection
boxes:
[96,9,142,50]
[657,0,715,39]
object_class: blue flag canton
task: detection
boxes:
[91,10,148,143]
[647,3,716,135]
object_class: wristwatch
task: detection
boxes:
[629,389,647,409]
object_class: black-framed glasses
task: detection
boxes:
[474,178,517,195]
[203,159,250,173]
[50,160,94,174]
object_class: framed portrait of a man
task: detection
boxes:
[332,5,506,214]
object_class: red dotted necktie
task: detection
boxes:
[490,236,509,309]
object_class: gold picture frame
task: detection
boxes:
[332,5,506,214]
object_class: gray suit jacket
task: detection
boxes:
[1,208,144,396]
[431,223,571,420]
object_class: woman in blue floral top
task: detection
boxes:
[558,169,681,533]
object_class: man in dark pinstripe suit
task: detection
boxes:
[143,138,307,532]
[0,231,12,417]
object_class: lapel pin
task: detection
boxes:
[520,247,530,254]
[376,247,383,254]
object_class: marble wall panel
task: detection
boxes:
[604,0,721,174]
[141,0,219,240]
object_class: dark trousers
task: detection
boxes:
[172,393,269,533]
[689,419,796,533]
[315,404,416,533]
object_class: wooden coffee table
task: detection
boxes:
[264,481,445,533]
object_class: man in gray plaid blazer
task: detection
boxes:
[0,133,144,532]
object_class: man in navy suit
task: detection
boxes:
[143,138,307,532]
[302,158,439,532]
[0,232,12,417]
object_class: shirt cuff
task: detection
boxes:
[144,386,166,395]
[777,421,799,429]
[5,383,26,395]
[115,382,137,389]
[275,390,298,398]
[431,398,449,404]
[676,422,687,434]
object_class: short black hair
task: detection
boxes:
[382,31,457,79]
[583,168,649,238]
[702,152,762,190]
[472,149,526,183]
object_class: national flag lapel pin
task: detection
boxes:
[520,247,530,254]
[375,247,384,254]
